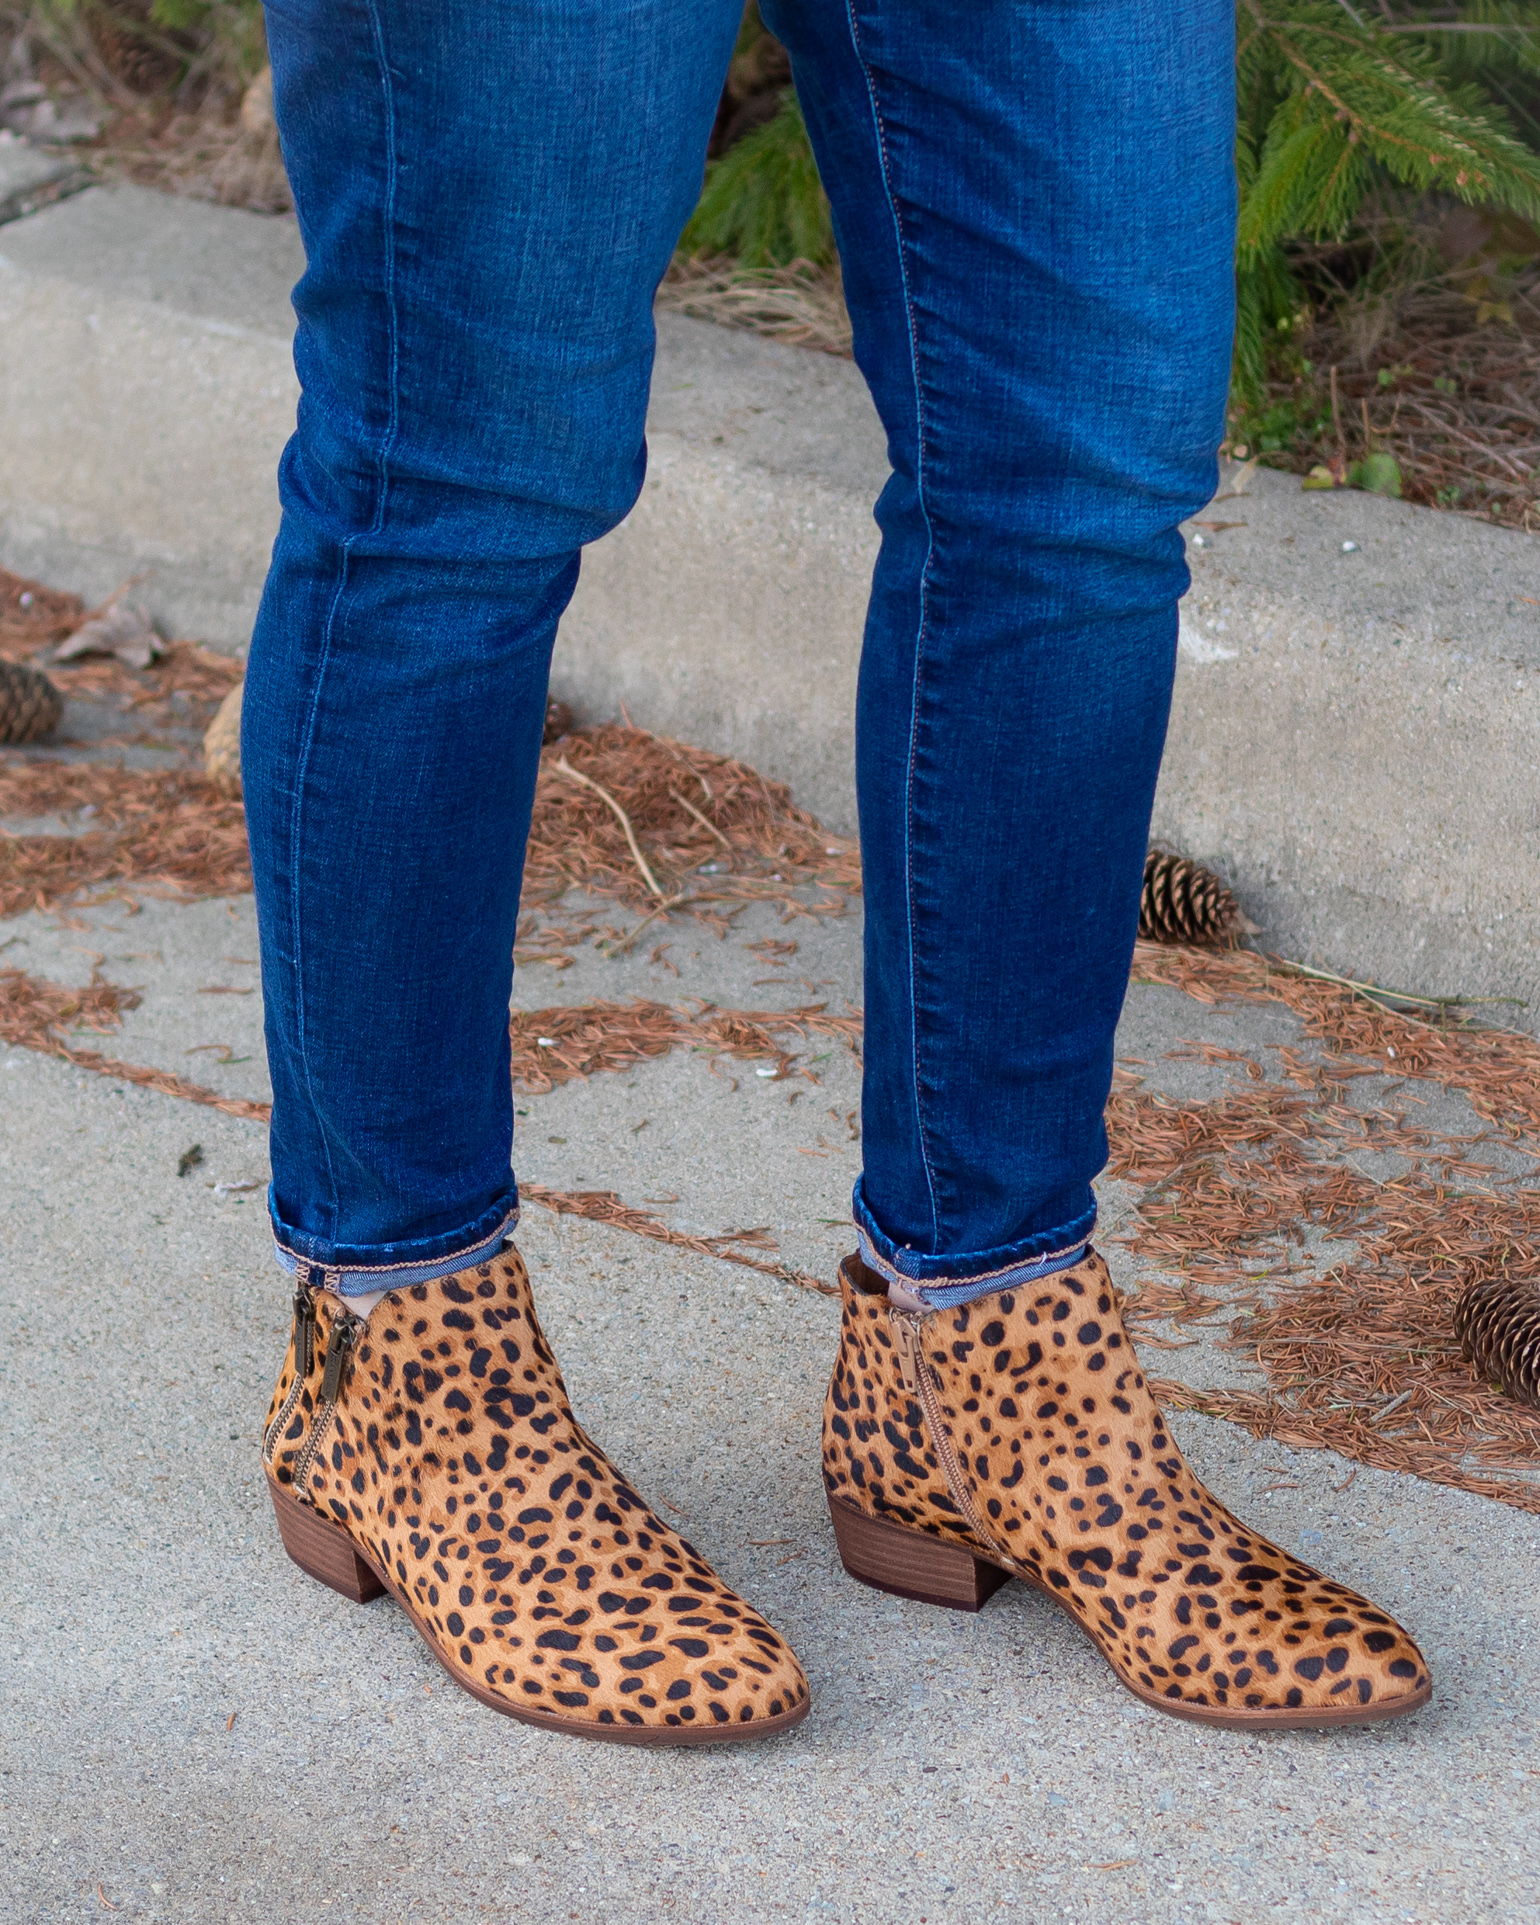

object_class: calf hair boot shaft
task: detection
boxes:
[263,1245,809,1745]
[823,1248,1430,1729]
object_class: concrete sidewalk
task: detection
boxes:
[4,836,1540,1923]
[3,183,1540,1025]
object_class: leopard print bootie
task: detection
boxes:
[823,1249,1431,1729]
[263,1245,809,1745]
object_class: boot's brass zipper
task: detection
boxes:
[893,1315,919,1392]
[892,1308,1018,1571]
[262,1279,319,1465]
[288,1310,361,1499]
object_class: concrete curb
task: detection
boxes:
[3,184,1538,1022]
[0,134,85,224]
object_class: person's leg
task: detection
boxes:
[777,0,1431,1727]
[765,0,1233,1297]
[246,0,743,1292]
[249,0,810,1746]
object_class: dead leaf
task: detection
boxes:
[55,602,162,670]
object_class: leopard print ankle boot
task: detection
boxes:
[822,1249,1431,1729]
[263,1244,809,1745]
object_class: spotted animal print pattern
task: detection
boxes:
[823,1250,1431,1726]
[264,1248,809,1743]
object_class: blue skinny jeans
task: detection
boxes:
[244,0,1236,1297]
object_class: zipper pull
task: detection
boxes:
[892,1314,920,1393]
[292,1284,317,1379]
[319,1312,360,1404]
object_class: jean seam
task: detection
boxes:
[287,560,343,1242]
[362,0,403,536]
[844,0,940,1256]
[287,4,402,1242]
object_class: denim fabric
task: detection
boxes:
[859,1224,1089,1314]
[246,0,1235,1292]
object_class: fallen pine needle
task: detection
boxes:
[520,1181,837,1295]
[7,682,1540,1509]
[2,717,862,934]
[669,786,731,847]
[600,894,689,958]
[10,935,1540,1499]
[554,755,665,900]
[0,963,843,1293]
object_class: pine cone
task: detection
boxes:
[543,696,574,744]
[0,658,62,745]
[1140,849,1249,946]
[1454,1275,1540,1409]
[203,680,243,797]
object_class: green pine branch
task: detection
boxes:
[679,5,1539,403]
[1235,0,1540,398]
[678,94,834,270]
[1241,0,1540,244]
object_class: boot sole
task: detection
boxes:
[828,1495,1432,1731]
[268,1476,809,1747]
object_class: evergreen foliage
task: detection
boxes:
[679,3,1540,403]
[679,91,833,269]
[1235,1,1540,398]
[14,0,1539,420]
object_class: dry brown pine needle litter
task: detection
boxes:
[0,765,251,920]
[1242,257,1540,533]
[524,724,860,922]
[520,1183,834,1296]
[1129,939,1540,1139]
[0,962,835,1289]
[0,964,268,1121]
[2,562,851,929]
[0,569,87,658]
[7,598,1540,1510]
[1,568,242,744]
[1109,940,1540,1515]
[2,730,856,934]
[509,997,862,1092]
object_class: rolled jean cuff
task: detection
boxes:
[269,1185,520,1296]
[851,1177,1096,1302]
